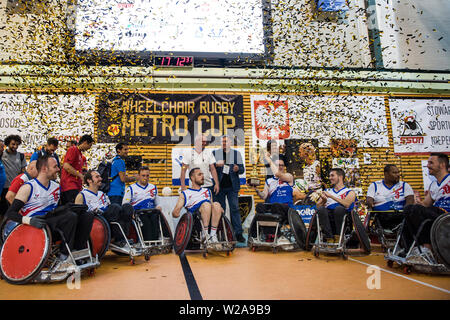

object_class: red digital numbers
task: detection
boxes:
[157,56,192,67]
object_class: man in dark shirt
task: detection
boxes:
[213,135,245,242]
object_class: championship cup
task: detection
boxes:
[247,145,261,187]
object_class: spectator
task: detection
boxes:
[180,134,219,196]
[6,160,38,205]
[108,142,136,205]
[213,135,245,243]
[30,137,60,167]
[60,134,94,204]
[0,135,26,214]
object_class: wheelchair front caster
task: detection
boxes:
[203,252,208,258]
[145,254,150,261]
[130,258,135,265]
[313,247,319,258]
[387,260,394,268]
[272,248,278,254]
[88,268,96,277]
[226,251,231,256]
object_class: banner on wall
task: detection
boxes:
[390,98,450,155]
[97,93,244,145]
[0,94,96,153]
[250,95,389,148]
[171,147,246,186]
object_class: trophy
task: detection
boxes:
[247,143,261,187]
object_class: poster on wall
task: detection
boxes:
[250,94,389,149]
[390,98,450,155]
[97,93,244,145]
[171,147,246,186]
[0,94,96,154]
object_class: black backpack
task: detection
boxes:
[97,159,117,194]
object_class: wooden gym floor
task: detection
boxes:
[1,246,449,300]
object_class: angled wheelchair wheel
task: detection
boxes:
[89,215,111,260]
[305,211,318,251]
[218,215,236,251]
[174,213,193,255]
[0,225,52,285]
[159,211,174,242]
[430,213,450,269]
[351,211,371,254]
[288,208,307,250]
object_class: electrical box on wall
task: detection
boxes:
[316,0,349,12]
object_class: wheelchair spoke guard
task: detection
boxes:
[351,211,371,254]
[174,213,193,255]
[0,225,52,284]
[431,213,450,269]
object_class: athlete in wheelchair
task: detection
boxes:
[248,154,307,253]
[306,168,370,259]
[122,166,173,256]
[172,168,236,258]
[385,153,450,274]
[365,164,414,252]
[0,155,99,284]
[74,169,146,264]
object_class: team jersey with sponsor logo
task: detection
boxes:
[80,188,110,212]
[325,186,355,212]
[266,177,293,207]
[19,179,60,217]
[123,182,158,210]
[367,180,414,211]
[429,174,450,212]
[182,188,211,213]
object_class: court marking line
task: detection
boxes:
[348,257,450,295]
[179,253,203,300]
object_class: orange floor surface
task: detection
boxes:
[1,248,449,300]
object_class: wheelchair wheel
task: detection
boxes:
[0,225,52,285]
[218,215,236,250]
[288,208,307,250]
[430,213,450,269]
[174,213,193,255]
[89,215,111,260]
[351,210,371,254]
[305,211,318,250]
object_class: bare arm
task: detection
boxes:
[180,164,188,190]
[118,171,136,183]
[324,190,356,209]
[63,162,83,180]
[172,193,186,218]
[5,191,16,205]
[366,197,374,210]
[74,193,84,205]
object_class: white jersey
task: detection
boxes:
[367,180,414,211]
[303,160,321,190]
[325,186,355,212]
[429,173,450,212]
[183,148,216,188]
[19,179,60,217]
[182,187,211,213]
[266,177,293,206]
[80,189,110,212]
[123,182,158,210]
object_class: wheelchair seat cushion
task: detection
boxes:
[255,213,284,222]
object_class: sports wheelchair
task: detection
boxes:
[385,212,450,275]
[108,208,173,264]
[247,206,307,253]
[364,210,404,253]
[0,205,100,284]
[173,210,236,258]
[305,203,371,259]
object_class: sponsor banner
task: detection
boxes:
[390,98,450,154]
[97,93,244,145]
[250,95,388,148]
[0,94,96,154]
[171,147,246,186]
[292,205,316,225]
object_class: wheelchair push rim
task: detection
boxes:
[288,208,307,250]
[174,213,193,255]
[0,224,52,285]
[90,215,111,260]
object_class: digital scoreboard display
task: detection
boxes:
[154,56,193,67]
[72,0,272,66]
